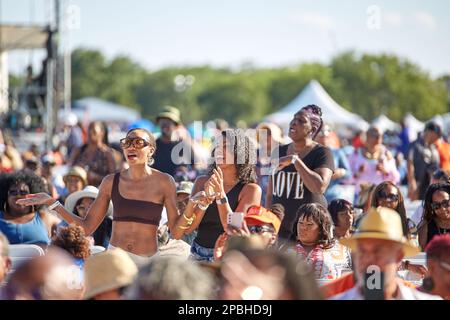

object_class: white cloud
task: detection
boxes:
[383,12,403,27]
[288,12,334,31]
[412,11,437,30]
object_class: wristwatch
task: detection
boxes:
[48,200,62,211]
[216,196,228,205]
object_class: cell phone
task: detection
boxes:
[227,212,244,229]
[363,270,385,300]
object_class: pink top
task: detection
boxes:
[348,146,400,191]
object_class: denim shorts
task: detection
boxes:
[189,239,214,263]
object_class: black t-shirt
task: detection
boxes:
[153,138,195,177]
[271,143,335,240]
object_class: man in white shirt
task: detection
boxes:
[331,207,441,300]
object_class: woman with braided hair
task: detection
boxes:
[266,105,335,242]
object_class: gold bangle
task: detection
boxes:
[178,225,191,230]
[182,213,194,222]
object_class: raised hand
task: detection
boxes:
[273,155,296,172]
[190,191,214,207]
[16,193,54,207]
[209,167,226,198]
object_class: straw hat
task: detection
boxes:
[65,186,113,217]
[84,248,138,299]
[63,166,88,186]
[340,207,420,257]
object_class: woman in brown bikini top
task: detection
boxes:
[17,128,194,257]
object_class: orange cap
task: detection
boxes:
[244,205,281,234]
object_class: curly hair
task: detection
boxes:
[296,203,335,249]
[0,171,49,213]
[371,181,409,236]
[208,129,257,184]
[51,224,91,260]
[328,199,353,227]
[422,183,450,224]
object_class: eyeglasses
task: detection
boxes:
[248,225,274,234]
[378,192,399,202]
[119,137,150,149]
[8,190,30,197]
[431,199,450,211]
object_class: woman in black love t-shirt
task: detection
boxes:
[266,105,335,241]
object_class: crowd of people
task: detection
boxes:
[0,104,449,300]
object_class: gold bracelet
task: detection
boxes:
[178,225,191,230]
[182,213,194,222]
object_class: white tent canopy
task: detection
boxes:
[69,97,140,123]
[264,80,369,132]
[403,113,425,141]
[371,114,401,133]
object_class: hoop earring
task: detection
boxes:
[148,156,154,166]
[3,202,8,213]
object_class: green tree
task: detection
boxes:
[71,48,107,99]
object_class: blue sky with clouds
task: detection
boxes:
[3,0,450,77]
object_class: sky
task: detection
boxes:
[2,0,450,77]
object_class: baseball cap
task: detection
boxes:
[176,181,194,195]
[425,121,442,136]
[244,205,281,234]
[156,106,181,125]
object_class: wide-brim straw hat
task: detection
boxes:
[340,206,420,258]
[65,186,113,217]
[84,248,138,299]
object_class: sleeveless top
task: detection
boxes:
[427,219,450,245]
[195,182,246,248]
[111,172,163,225]
[0,211,50,245]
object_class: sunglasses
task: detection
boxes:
[248,225,274,234]
[431,199,450,211]
[8,190,30,197]
[119,137,150,149]
[378,192,399,202]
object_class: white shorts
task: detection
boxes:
[108,244,159,268]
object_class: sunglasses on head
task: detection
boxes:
[431,199,450,211]
[248,225,274,234]
[378,191,399,202]
[8,190,30,197]
[119,137,150,149]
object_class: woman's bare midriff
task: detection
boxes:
[109,221,158,256]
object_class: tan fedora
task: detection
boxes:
[340,206,420,258]
[84,248,138,299]
[63,166,88,186]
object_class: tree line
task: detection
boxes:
[11,49,450,126]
